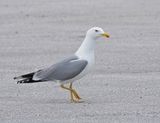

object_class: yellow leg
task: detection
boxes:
[69,83,74,101]
[61,83,82,102]
[69,83,81,100]
[61,84,80,100]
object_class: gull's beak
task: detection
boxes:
[101,32,110,38]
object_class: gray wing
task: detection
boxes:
[33,55,88,81]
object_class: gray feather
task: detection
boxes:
[33,55,88,81]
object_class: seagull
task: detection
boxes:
[14,27,110,103]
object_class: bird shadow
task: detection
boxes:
[27,97,95,105]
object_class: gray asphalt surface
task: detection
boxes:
[0,0,160,122]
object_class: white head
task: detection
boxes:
[86,27,110,40]
[76,27,110,56]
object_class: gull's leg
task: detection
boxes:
[69,83,81,100]
[61,84,81,102]
[69,83,84,103]
[69,83,74,102]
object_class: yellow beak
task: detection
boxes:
[101,32,110,38]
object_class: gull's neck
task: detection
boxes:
[75,36,96,58]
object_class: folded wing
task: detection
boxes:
[33,55,88,81]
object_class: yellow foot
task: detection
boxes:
[61,83,83,103]
[70,99,84,103]
[72,89,82,100]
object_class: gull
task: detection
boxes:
[14,27,110,103]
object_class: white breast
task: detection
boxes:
[60,53,95,84]
[61,34,96,84]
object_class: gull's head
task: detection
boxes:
[86,27,110,40]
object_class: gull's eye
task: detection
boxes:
[95,29,99,32]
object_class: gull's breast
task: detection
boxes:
[61,53,95,84]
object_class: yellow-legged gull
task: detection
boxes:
[14,27,110,103]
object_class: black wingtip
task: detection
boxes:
[17,79,28,84]
[17,80,23,84]
[17,80,25,84]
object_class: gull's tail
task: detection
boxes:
[14,72,41,84]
